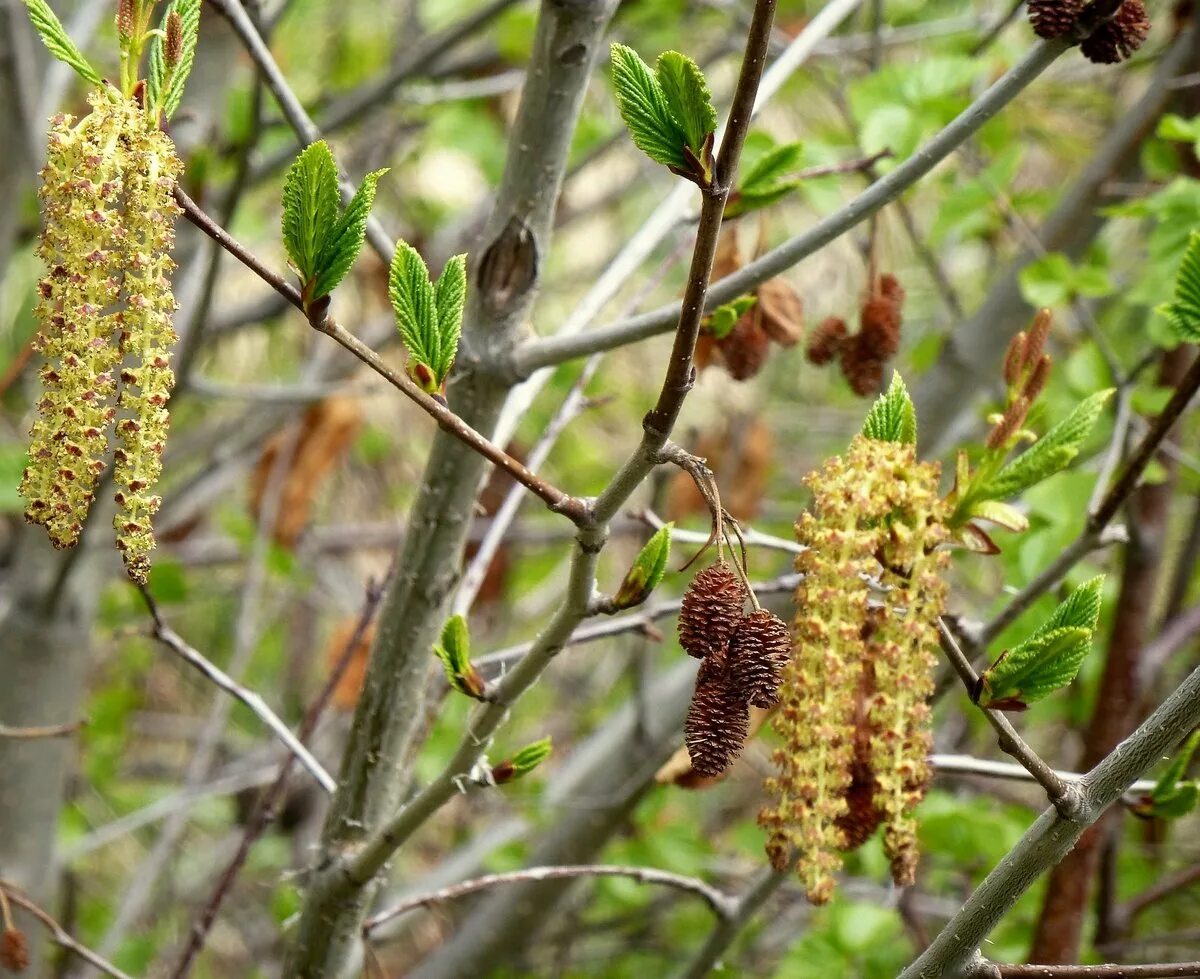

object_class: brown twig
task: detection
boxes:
[172,185,588,526]
[0,882,134,979]
[0,720,82,739]
[995,964,1200,978]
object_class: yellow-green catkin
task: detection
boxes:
[113,112,182,584]
[20,93,138,548]
[762,435,948,903]
[19,88,182,582]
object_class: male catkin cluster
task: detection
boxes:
[760,435,947,903]
[18,88,181,582]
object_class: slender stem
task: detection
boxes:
[0,720,81,739]
[996,964,1200,978]
[172,185,588,525]
[0,883,135,979]
[363,865,735,937]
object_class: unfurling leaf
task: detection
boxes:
[433,614,486,700]
[654,51,717,160]
[611,43,687,170]
[861,371,917,445]
[705,296,756,340]
[976,576,1104,710]
[968,499,1029,533]
[389,242,466,393]
[310,168,388,299]
[282,142,341,287]
[21,0,101,84]
[492,736,553,784]
[1135,732,1200,819]
[613,523,673,610]
[148,0,201,120]
[1158,230,1200,341]
[983,389,1113,500]
[727,141,805,217]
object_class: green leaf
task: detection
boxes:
[389,241,441,392]
[1152,730,1200,803]
[21,0,100,85]
[162,0,202,120]
[610,43,687,170]
[493,737,553,784]
[310,168,388,299]
[1019,253,1074,307]
[433,254,467,382]
[740,142,805,193]
[968,499,1029,533]
[433,614,486,700]
[861,371,917,445]
[282,142,341,286]
[1141,782,1199,819]
[653,51,716,158]
[983,389,1113,499]
[977,577,1104,709]
[1157,230,1200,341]
[705,296,756,339]
[613,524,673,610]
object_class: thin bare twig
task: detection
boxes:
[0,720,81,739]
[995,964,1200,978]
[0,883,135,979]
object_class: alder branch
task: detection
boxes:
[0,720,81,739]
[0,883,134,979]
[995,964,1200,978]
[363,864,736,938]
[172,185,588,526]
[898,663,1200,979]
[510,38,1068,376]
[136,584,337,795]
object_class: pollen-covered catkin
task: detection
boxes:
[19,93,137,548]
[112,112,182,584]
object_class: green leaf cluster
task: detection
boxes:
[433,615,486,701]
[610,43,716,184]
[861,372,917,445]
[1135,730,1200,820]
[282,141,387,303]
[705,296,756,340]
[612,524,672,610]
[727,141,805,218]
[1157,230,1200,342]
[22,0,100,85]
[147,0,201,120]
[977,576,1104,710]
[1018,252,1114,309]
[389,242,467,394]
[493,737,553,784]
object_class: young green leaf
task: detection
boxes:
[433,614,486,701]
[983,388,1113,500]
[611,43,688,171]
[161,0,201,119]
[282,142,341,286]
[1151,730,1200,804]
[705,296,756,340]
[861,371,917,445]
[22,0,100,84]
[727,142,805,217]
[967,499,1029,533]
[654,51,716,158]
[492,737,553,784]
[1157,230,1200,341]
[976,576,1104,710]
[389,241,441,391]
[433,254,467,381]
[310,168,388,300]
[613,523,673,610]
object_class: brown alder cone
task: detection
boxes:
[1027,0,1085,38]
[685,649,750,777]
[1081,0,1151,63]
[839,336,886,396]
[0,927,28,972]
[678,562,747,657]
[806,316,848,366]
[718,312,772,380]
[859,273,905,360]
[727,608,791,708]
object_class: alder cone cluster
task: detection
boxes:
[806,274,905,396]
[805,316,848,366]
[1027,0,1085,38]
[1081,0,1150,63]
[679,563,792,777]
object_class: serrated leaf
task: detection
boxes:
[162,0,201,119]
[433,614,485,700]
[726,181,801,218]
[611,43,687,170]
[433,254,467,382]
[310,168,388,299]
[740,142,805,193]
[613,524,673,610]
[501,737,553,782]
[1152,730,1200,803]
[861,371,917,444]
[984,389,1113,500]
[977,626,1093,709]
[389,240,441,390]
[1045,575,1105,632]
[282,142,341,286]
[969,499,1029,533]
[654,51,716,158]
[21,0,100,84]
[1157,230,1200,341]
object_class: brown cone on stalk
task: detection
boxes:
[1027,0,1085,38]
[806,316,848,366]
[685,649,750,777]
[678,562,747,658]
[727,609,791,708]
[1080,0,1150,63]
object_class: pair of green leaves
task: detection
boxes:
[1158,230,1200,342]
[146,0,201,121]
[389,244,467,395]
[861,372,918,446]
[1134,730,1200,820]
[976,576,1104,711]
[612,523,673,611]
[611,44,717,186]
[727,141,806,218]
[433,614,487,701]
[491,737,553,785]
[282,141,387,304]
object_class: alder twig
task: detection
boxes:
[171,185,588,526]
[995,964,1200,978]
[363,864,736,938]
[0,883,134,979]
[0,720,81,739]
[136,584,336,795]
